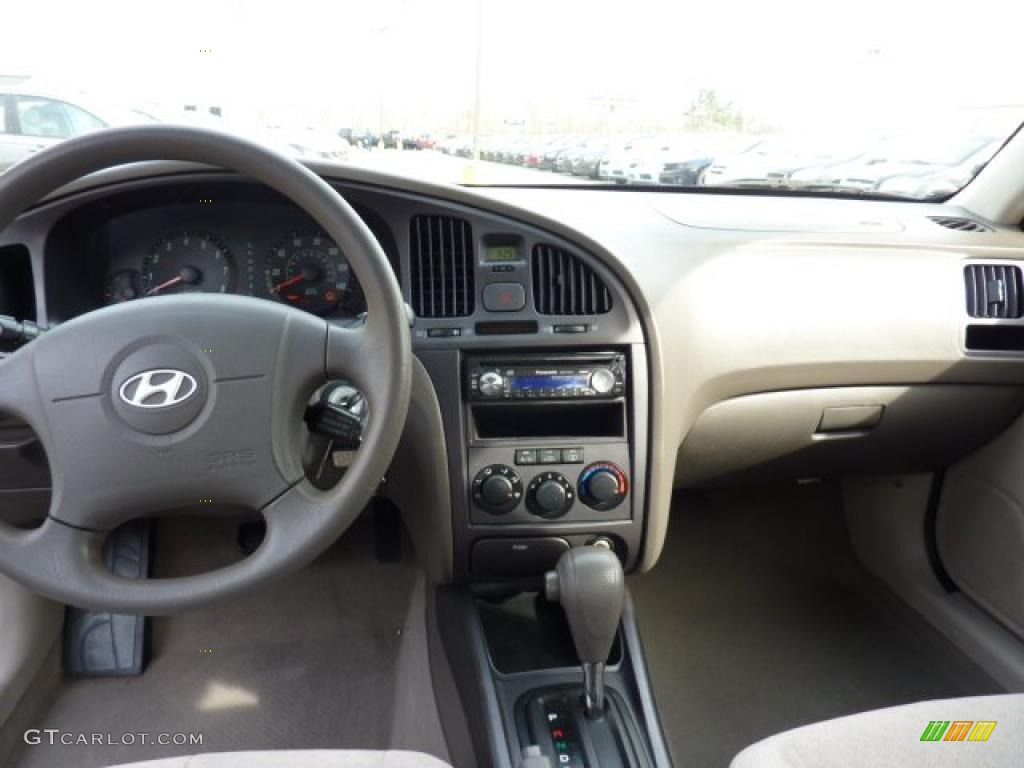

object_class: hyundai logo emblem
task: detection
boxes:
[119,369,198,409]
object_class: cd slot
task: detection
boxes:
[471,401,625,440]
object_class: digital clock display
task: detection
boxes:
[484,244,521,263]
[510,374,590,391]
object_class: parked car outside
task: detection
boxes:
[658,135,757,186]
[500,137,530,164]
[595,137,644,181]
[348,130,379,148]
[701,137,860,189]
[626,137,699,184]
[841,135,1002,197]
[523,137,561,168]
[539,137,575,170]
[556,138,596,173]
[436,134,460,154]
[574,139,615,178]
[0,84,156,172]
[266,125,351,161]
[140,107,302,159]
[600,137,660,183]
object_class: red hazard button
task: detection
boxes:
[482,282,526,312]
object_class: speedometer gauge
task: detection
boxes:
[265,232,350,315]
[141,232,234,296]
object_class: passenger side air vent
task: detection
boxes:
[929,215,993,233]
[531,244,612,315]
[409,215,474,318]
[965,264,1023,319]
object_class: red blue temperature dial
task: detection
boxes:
[578,462,628,510]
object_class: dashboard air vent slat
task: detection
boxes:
[965,264,1023,319]
[929,215,993,233]
[531,244,612,315]
[410,215,474,318]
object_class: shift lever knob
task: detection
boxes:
[545,546,624,716]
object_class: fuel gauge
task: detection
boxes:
[103,269,141,304]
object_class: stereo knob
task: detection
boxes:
[579,462,628,510]
[589,368,616,395]
[526,471,575,519]
[478,371,505,397]
[472,464,522,514]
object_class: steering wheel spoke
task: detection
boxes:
[0,343,48,439]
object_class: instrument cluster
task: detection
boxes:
[99,204,365,317]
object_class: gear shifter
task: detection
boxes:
[545,546,625,717]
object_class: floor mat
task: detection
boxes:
[14,516,417,768]
[629,483,1003,768]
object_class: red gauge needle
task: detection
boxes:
[147,275,184,296]
[273,274,304,293]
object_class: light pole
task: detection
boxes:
[471,0,484,164]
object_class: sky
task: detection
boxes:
[2,0,1023,136]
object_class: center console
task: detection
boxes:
[422,347,662,766]
[392,193,660,766]
[449,350,648,581]
[466,353,630,522]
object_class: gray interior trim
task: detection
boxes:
[426,586,489,768]
[384,358,453,584]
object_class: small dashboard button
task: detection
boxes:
[561,447,584,463]
[538,448,561,464]
[515,449,538,465]
[482,282,526,312]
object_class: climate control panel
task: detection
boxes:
[467,443,631,525]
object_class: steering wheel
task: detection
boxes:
[0,126,412,614]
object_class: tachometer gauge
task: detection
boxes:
[265,232,350,315]
[103,269,141,303]
[140,232,234,296]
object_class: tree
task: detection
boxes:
[684,89,745,132]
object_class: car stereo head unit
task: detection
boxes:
[466,353,626,400]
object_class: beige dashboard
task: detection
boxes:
[12,163,1024,575]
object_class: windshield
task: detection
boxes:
[2,0,1021,199]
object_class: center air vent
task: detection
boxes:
[965,263,1023,319]
[410,215,474,318]
[531,244,612,315]
[930,215,993,233]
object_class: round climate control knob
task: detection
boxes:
[589,368,616,395]
[526,471,575,519]
[478,371,505,397]
[472,464,522,514]
[579,462,628,510]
